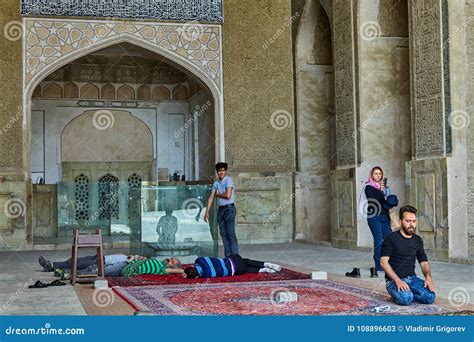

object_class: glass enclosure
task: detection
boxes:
[57,181,217,261]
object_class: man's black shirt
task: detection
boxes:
[381,230,428,280]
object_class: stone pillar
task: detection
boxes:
[222,0,295,244]
[408,0,469,260]
[330,0,358,249]
[0,0,31,250]
[466,0,474,257]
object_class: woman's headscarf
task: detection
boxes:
[358,166,384,218]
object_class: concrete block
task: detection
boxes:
[311,271,327,280]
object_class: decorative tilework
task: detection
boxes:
[24,19,222,91]
[21,0,224,23]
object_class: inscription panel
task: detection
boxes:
[410,0,445,158]
[333,0,356,168]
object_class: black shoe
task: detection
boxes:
[370,267,378,278]
[38,256,47,267]
[345,268,361,278]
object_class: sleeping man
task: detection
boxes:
[183,254,281,278]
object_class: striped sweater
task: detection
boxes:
[121,258,167,277]
[194,256,234,278]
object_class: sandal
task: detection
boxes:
[49,279,66,286]
[28,280,49,288]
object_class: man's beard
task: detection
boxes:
[401,225,415,235]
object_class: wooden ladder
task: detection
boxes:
[70,228,105,285]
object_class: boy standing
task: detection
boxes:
[205,162,239,257]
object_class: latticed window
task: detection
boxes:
[98,174,120,220]
[74,174,89,220]
[128,174,142,220]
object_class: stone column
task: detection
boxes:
[330,0,358,249]
[0,0,31,250]
[408,0,469,260]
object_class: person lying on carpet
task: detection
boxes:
[182,254,282,278]
[39,254,145,278]
[121,257,183,277]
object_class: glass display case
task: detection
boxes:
[57,181,218,261]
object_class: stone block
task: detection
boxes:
[310,271,327,280]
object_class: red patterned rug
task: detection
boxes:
[108,267,309,287]
[113,279,454,315]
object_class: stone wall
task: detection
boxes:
[294,0,333,243]
[223,0,295,172]
[466,0,474,257]
[0,0,30,249]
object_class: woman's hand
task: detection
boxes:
[380,182,385,192]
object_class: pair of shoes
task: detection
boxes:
[264,262,282,272]
[259,267,276,273]
[370,267,378,278]
[28,279,67,289]
[345,268,361,278]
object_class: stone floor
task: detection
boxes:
[0,242,472,315]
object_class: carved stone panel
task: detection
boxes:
[333,0,357,168]
[410,0,446,158]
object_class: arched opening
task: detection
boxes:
[294,0,334,243]
[30,42,216,239]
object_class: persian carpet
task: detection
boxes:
[107,267,309,287]
[112,279,453,315]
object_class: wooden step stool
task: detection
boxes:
[70,228,105,285]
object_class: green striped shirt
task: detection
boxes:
[121,259,168,277]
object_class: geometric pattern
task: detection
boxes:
[127,173,142,220]
[21,0,224,23]
[98,174,120,220]
[74,174,90,220]
[24,18,222,90]
[113,279,453,316]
